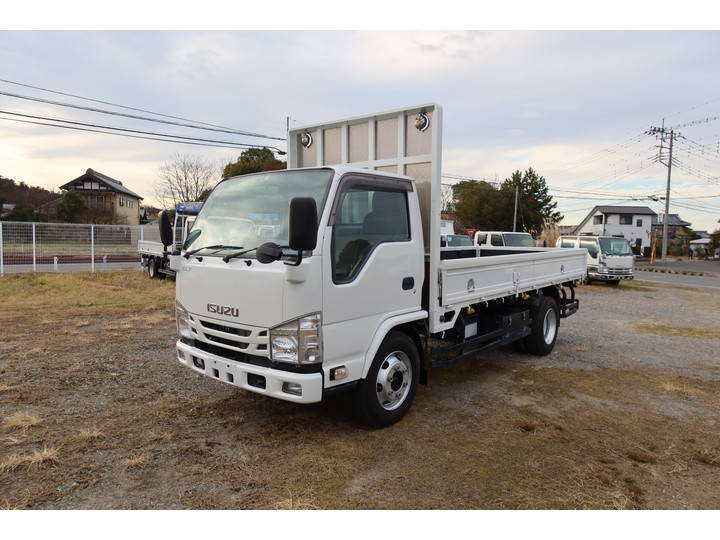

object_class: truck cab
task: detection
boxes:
[557,235,634,285]
[474,231,535,248]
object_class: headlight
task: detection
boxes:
[270,313,322,364]
[175,300,193,340]
[599,267,609,273]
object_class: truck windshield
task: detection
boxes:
[446,235,474,247]
[599,237,633,256]
[184,169,333,256]
[503,233,534,247]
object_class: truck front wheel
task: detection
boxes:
[355,331,420,428]
[523,296,559,356]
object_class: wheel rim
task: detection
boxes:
[542,308,558,345]
[375,350,412,411]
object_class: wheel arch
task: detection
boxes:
[361,311,428,380]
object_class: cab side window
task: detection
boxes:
[332,187,410,283]
[475,233,487,245]
[490,234,504,246]
[560,238,576,248]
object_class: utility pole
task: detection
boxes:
[646,121,680,261]
[512,184,519,232]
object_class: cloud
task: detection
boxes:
[1,30,719,229]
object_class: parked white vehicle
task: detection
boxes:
[556,235,634,285]
[474,231,535,248]
[167,105,586,427]
[138,201,202,279]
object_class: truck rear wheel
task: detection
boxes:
[148,257,165,280]
[355,331,420,428]
[523,296,559,356]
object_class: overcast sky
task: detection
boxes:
[1,31,720,231]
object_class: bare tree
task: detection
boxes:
[441,184,455,213]
[154,154,218,208]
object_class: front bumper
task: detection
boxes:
[588,272,634,281]
[176,340,323,403]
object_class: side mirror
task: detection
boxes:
[288,197,318,251]
[159,210,173,247]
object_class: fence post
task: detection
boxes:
[91,225,95,273]
[0,221,3,276]
[32,222,37,273]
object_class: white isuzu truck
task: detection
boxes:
[556,235,634,285]
[165,104,586,427]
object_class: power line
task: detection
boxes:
[0,115,267,150]
[0,77,274,139]
[670,114,720,130]
[0,109,286,153]
[0,89,285,141]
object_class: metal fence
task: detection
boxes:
[0,221,159,274]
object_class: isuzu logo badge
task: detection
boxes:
[207,303,239,317]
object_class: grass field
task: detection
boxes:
[1,273,719,509]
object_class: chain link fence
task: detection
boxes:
[0,221,159,274]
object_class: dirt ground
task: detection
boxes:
[1,272,719,509]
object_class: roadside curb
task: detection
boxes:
[636,267,716,277]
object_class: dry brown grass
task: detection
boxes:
[0,446,59,472]
[0,385,19,393]
[633,320,718,339]
[78,428,104,440]
[272,491,319,510]
[120,454,148,470]
[2,412,42,431]
[626,448,658,464]
[146,431,172,443]
[694,449,720,466]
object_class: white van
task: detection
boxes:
[557,235,634,285]
[474,231,535,248]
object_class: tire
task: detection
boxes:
[147,257,157,279]
[355,331,420,428]
[148,257,165,280]
[607,280,620,286]
[523,296,560,356]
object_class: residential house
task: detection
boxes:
[652,214,692,241]
[574,205,657,253]
[41,168,143,224]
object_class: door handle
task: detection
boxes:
[402,277,414,290]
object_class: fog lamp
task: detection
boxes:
[282,382,302,396]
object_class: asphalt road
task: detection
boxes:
[635,269,720,290]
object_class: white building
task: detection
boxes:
[574,205,657,252]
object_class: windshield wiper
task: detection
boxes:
[223,243,288,263]
[184,245,241,259]
[222,246,260,263]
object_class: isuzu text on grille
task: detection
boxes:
[207,304,239,317]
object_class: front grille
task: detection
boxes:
[200,320,251,337]
[204,333,249,349]
[194,340,254,364]
[608,268,632,274]
[192,339,322,374]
